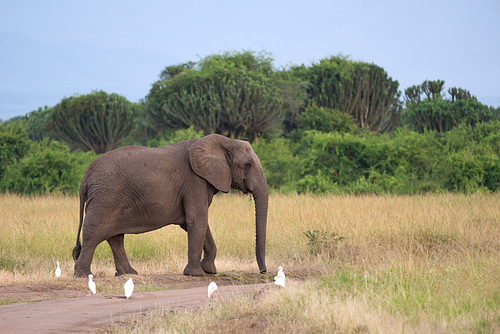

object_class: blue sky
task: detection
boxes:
[1,0,499,120]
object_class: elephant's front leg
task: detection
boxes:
[201,226,217,274]
[183,212,209,276]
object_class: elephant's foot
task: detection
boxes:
[74,269,93,278]
[114,264,138,277]
[201,259,217,274]
[115,268,138,277]
[183,264,206,276]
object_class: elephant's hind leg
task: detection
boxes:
[74,242,98,278]
[107,234,138,276]
[201,226,217,274]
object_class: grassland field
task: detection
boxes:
[1,192,499,333]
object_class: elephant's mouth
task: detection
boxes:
[240,180,249,194]
[231,179,249,194]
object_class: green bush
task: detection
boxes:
[252,137,300,192]
[293,123,500,194]
[297,102,362,134]
[2,115,500,196]
[0,123,31,180]
[296,131,372,193]
[304,229,345,258]
[147,126,204,147]
[0,140,97,195]
[435,148,499,193]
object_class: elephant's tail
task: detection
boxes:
[72,182,87,261]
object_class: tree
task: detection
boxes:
[46,91,138,153]
[448,87,473,102]
[8,106,56,142]
[291,55,402,133]
[145,50,304,140]
[402,80,495,132]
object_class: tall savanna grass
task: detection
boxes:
[1,192,500,332]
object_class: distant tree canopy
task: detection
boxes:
[402,80,496,133]
[3,49,500,196]
[45,91,138,154]
[291,55,402,133]
[14,106,56,141]
[145,50,305,140]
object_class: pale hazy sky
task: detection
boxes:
[1,0,499,120]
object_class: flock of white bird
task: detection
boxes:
[54,262,286,300]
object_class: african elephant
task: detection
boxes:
[72,134,268,277]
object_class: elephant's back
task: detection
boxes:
[80,141,196,230]
[83,143,193,193]
[84,139,198,182]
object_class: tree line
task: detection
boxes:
[1,50,499,195]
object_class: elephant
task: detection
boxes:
[72,134,268,277]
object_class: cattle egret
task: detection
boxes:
[55,261,61,278]
[88,274,96,294]
[124,278,134,299]
[208,281,218,298]
[274,266,285,287]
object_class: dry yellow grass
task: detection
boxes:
[1,192,500,332]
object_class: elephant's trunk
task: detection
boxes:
[250,168,268,274]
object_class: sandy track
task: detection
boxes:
[0,283,268,333]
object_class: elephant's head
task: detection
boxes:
[188,134,268,273]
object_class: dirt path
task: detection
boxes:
[0,283,268,333]
[0,269,320,333]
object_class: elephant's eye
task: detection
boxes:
[245,163,252,169]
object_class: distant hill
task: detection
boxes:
[0,31,180,120]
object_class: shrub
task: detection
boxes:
[146,126,204,147]
[252,137,300,192]
[304,229,345,258]
[297,102,362,134]
[0,140,97,195]
[0,123,31,179]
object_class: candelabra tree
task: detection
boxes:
[145,51,304,141]
[403,80,494,132]
[292,55,402,133]
[46,91,138,153]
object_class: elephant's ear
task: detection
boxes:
[188,134,231,193]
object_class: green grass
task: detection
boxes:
[319,261,500,321]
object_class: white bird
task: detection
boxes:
[274,266,285,287]
[208,281,218,298]
[55,261,61,278]
[124,277,134,299]
[88,274,96,295]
